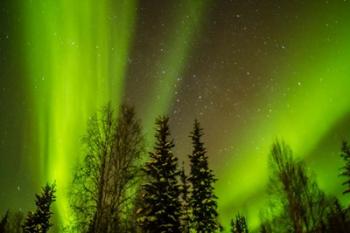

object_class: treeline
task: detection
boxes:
[1,104,350,233]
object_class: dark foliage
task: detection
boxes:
[70,104,144,233]
[22,183,56,233]
[260,141,350,233]
[340,141,350,195]
[180,162,191,233]
[138,116,182,233]
[0,211,9,233]
[323,199,348,233]
[230,214,248,233]
[189,120,219,233]
[4,109,350,233]
[0,211,24,233]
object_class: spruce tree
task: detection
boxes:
[138,116,182,233]
[189,120,219,233]
[230,214,248,233]
[23,183,56,233]
[340,141,350,195]
[180,162,191,233]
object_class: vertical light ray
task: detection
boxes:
[23,0,136,224]
[144,0,211,131]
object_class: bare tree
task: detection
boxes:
[70,104,144,233]
[0,210,24,233]
[263,141,330,233]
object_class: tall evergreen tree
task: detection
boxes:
[22,183,56,233]
[180,162,191,233]
[189,120,219,233]
[230,214,248,233]
[340,141,350,195]
[138,116,182,233]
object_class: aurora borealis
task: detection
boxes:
[1,0,350,231]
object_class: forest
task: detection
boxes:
[1,104,350,233]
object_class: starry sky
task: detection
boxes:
[1,0,350,230]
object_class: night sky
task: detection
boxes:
[1,0,350,230]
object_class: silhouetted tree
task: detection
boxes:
[70,104,144,233]
[126,184,144,233]
[5,211,24,233]
[0,211,9,233]
[180,162,191,233]
[340,141,350,195]
[230,214,248,233]
[22,183,56,233]
[138,116,182,233]
[264,141,330,233]
[259,223,271,233]
[189,120,219,233]
[325,199,348,233]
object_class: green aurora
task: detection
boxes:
[24,0,137,223]
[1,0,350,231]
[217,2,350,228]
[23,0,211,225]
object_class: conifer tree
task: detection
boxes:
[138,116,182,233]
[340,141,350,195]
[22,183,56,233]
[180,162,191,233]
[189,120,219,233]
[230,214,248,233]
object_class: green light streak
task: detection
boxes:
[217,4,350,231]
[144,0,210,130]
[23,0,136,224]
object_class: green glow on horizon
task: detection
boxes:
[24,0,136,224]
[217,5,350,230]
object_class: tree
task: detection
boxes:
[180,162,191,233]
[22,183,56,233]
[340,141,350,195]
[3,211,24,233]
[126,185,144,233]
[259,223,271,233]
[70,104,144,233]
[0,211,9,233]
[138,116,182,233]
[265,141,330,233]
[325,199,348,233]
[189,120,219,233]
[230,214,248,233]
